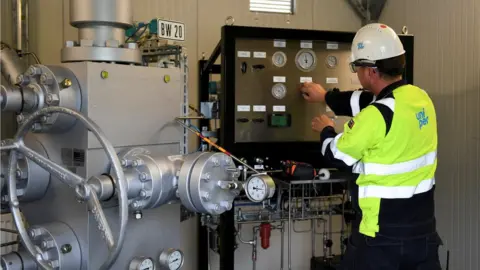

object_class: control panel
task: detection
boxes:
[233,38,360,143]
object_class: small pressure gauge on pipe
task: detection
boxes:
[159,249,184,270]
[244,174,276,203]
[129,256,155,270]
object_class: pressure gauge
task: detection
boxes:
[326,55,338,68]
[129,256,155,270]
[271,83,287,100]
[272,51,287,67]
[159,249,184,270]
[244,174,276,203]
[295,49,317,72]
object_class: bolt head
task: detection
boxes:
[61,244,72,254]
[100,70,109,79]
[61,79,72,88]
[39,74,53,85]
[15,74,27,85]
[134,211,143,219]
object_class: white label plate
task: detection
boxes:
[326,77,339,84]
[237,105,251,112]
[300,77,313,83]
[253,105,266,112]
[237,51,251,58]
[274,39,287,48]
[253,52,267,58]
[157,19,185,41]
[273,105,286,112]
[326,42,339,50]
[254,164,264,170]
[273,76,286,83]
[301,40,313,49]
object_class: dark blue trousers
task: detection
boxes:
[338,231,443,270]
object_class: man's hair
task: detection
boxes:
[376,54,406,80]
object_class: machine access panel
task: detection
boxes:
[234,38,361,143]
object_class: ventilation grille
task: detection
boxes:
[249,0,294,14]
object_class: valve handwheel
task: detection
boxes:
[0,106,129,270]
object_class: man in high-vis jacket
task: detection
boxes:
[300,23,442,269]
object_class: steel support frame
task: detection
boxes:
[198,41,235,270]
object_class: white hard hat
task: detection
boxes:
[350,23,405,64]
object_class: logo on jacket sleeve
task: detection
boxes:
[348,119,355,129]
[416,108,429,129]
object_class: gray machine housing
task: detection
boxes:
[20,62,185,269]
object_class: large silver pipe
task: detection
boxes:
[70,0,132,46]
[0,44,25,85]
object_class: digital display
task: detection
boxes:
[268,113,291,127]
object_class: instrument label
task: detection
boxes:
[237,51,251,58]
[301,40,313,49]
[237,105,251,112]
[253,52,267,58]
[273,76,286,83]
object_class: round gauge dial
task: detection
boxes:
[272,51,287,67]
[271,83,287,100]
[244,174,276,203]
[129,257,155,270]
[326,55,338,68]
[159,249,184,270]
[295,49,317,72]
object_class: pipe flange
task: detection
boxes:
[18,65,82,133]
[115,148,183,210]
[61,46,142,65]
[26,222,81,270]
[189,152,240,215]
[0,136,50,203]
[178,152,208,213]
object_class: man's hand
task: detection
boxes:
[298,82,327,103]
[311,115,335,132]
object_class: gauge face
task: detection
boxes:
[271,83,287,99]
[168,250,183,270]
[129,257,155,270]
[246,176,268,202]
[326,55,338,68]
[139,258,154,270]
[295,49,317,71]
[272,51,287,67]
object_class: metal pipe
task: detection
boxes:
[280,221,285,270]
[16,0,22,50]
[252,226,259,270]
[288,186,292,270]
[311,219,316,257]
[237,224,255,245]
[1,241,19,247]
[292,220,312,233]
[0,228,18,234]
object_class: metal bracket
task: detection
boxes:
[346,0,387,25]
